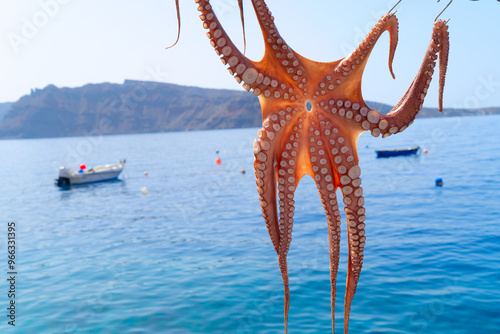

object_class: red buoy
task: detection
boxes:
[215,158,222,165]
[424,149,429,154]
[79,164,86,170]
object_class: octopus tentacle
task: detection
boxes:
[276,124,302,333]
[250,0,289,53]
[237,0,246,54]
[248,1,292,60]
[310,127,343,332]
[278,255,290,334]
[276,174,295,334]
[195,1,256,74]
[277,152,297,257]
[312,96,381,135]
[340,171,365,334]
[438,22,450,112]
[254,129,280,254]
[196,0,301,102]
[196,0,274,95]
[335,14,398,81]
[247,0,305,103]
[249,0,307,91]
[315,14,399,100]
[366,21,450,138]
[166,0,181,49]
[319,188,341,333]
[321,134,365,334]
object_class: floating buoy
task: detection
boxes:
[79,164,86,170]
[424,149,429,154]
[435,178,443,187]
[240,169,246,174]
[216,149,219,154]
[215,157,222,165]
[144,172,148,177]
[141,186,149,195]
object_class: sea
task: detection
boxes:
[0,115,499,334]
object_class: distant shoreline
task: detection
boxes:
[0,80,498,140]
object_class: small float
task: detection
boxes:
[375,146,420,158]
[56,159,126,187]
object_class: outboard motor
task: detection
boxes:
[56,166,73,187]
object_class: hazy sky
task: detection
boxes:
[1,0,499,109]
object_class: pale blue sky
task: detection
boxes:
[1,0,499,109]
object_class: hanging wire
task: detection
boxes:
[435,0,453,22]
[388,0,403,15]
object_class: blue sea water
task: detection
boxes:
[0,115,499,334]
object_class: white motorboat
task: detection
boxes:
[56,159,126,186]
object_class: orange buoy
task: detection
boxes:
[424,149,429,154]
[215,157,222,165]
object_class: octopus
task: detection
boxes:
[171,0,450,332]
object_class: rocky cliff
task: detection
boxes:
[0,80,497,139]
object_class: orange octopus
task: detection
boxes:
[173,0,449,333]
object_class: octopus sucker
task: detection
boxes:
[175,1,451,333]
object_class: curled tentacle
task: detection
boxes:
[330,20,450,138]
[336,13,399,80]
[238,0,247,55]
[374,21,450,137]
[166,0,181,49]
[314,14,398,104]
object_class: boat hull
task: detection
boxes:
[68,170,122,185]
[376,146,420,158]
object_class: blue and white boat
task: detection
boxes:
[56,159,125,186]
[375,146,420,158]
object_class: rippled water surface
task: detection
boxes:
[0,115,499,333]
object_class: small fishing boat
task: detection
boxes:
[375,146,420,158]
[56,159,126,186]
